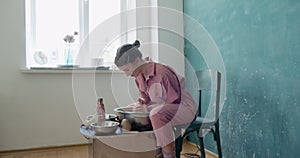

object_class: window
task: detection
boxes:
[25,0,137,68]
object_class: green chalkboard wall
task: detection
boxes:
[183,0,300,157]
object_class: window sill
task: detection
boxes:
[21,67,123,74]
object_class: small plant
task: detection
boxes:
[63,31,78,43]
[63,31,78,65]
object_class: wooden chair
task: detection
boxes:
[175,70,222,158]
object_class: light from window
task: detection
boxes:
[25,0,134,68]
[88,0,121,67]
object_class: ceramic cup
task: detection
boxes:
[91,58,104,67]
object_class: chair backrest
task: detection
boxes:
[195,70,221,122]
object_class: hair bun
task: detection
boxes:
[133,40,140,48]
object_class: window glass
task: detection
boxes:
[31,0,79,67]
[25,0,131,68]
[89,0,121,66]
[89,0,120,33]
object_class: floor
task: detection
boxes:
[0,141,217,158]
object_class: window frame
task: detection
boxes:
[25,0,138,69]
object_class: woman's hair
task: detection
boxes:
[114,40,142,67]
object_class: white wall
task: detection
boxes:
[0,0,184,151]
[134,0,185,75]
[0,0,132,151]
[157,0,185,76]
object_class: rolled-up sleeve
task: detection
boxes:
[135,77,150,104]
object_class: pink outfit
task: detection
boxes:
[135,62,197,147]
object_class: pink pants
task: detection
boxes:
[149,95,196,147]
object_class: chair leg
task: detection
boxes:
[175,136,182,158]
[197,129,205,158]
[215,125,222,158]
[198,136,206,158]
[174,127,184,158]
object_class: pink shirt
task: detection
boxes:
[135,62,197,147]
[134,62,192,106]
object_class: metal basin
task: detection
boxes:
[114,107,151,126]
[90,121,119,135]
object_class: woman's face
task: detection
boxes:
[118,62,138,77]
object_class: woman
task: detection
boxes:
[114,40,197,158]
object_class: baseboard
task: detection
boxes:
[0,143,90,155]
[1,141,218,157]
[185,141,218,158]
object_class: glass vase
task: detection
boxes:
[65,43,73,65]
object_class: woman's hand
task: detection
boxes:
[127,102,139,107]
[132,103,148,113]
[138,97,150,105]
[126,102,148,112]
[147,103,163,111]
